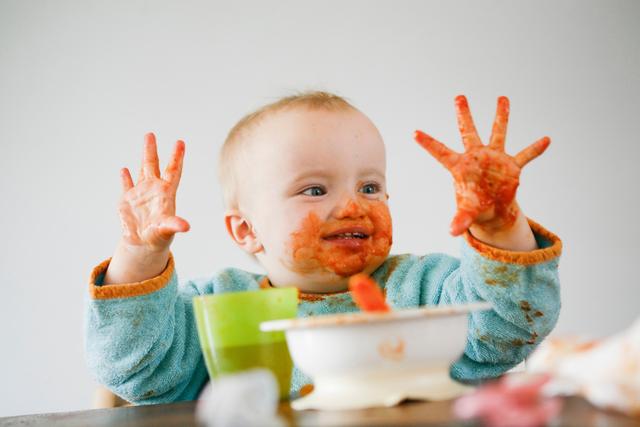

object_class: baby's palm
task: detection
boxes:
[118,133,189,252]
[415,96,550,236]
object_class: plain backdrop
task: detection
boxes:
[1,0,639,417]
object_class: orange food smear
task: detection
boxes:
[452,150,520,232]
[378,337,405,361]
[348,273,390,312]
[288,200,392,277]
[299,384,315,397]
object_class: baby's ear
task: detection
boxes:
[224,209,263,254]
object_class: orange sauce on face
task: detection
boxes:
[288,200,392,277]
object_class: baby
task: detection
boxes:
[85,92,562,404]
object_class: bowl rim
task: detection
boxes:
[260,301,492,332]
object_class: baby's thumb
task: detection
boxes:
[158,216,191,239]
[450,209,474,236]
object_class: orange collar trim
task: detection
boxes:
[259,277,350,302]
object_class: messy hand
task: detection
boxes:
[118,132,189,253]
[414,96,550,236]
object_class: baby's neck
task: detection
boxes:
[265,276,350,294]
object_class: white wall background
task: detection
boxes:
[1,0,638,417]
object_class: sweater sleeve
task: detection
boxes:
[375,218,562,383]
[83,254,209,404]
[442,218,562,382]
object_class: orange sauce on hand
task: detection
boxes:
[414,95,551,236]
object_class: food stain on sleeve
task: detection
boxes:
[379,254,409,284]
[130,353,152,372]
[142,389,156,398]
[132,308,144,328]
[478,329,533,349]
[480,264,520,287]
[476,330,521,352]
[520,300,534,324]
[484,278,503,287]
[299,293,327,302]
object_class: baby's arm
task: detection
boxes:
[378,229,560,383]
[85,258,209,403]
[409,96,560,380]
[441,224,561,381]
[85,133,202,403]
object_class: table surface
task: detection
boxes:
[2,397,639,427]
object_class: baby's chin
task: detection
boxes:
[289,259,385,294]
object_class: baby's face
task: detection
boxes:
[235,107,392,293]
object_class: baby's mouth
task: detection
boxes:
[322,227,371,244]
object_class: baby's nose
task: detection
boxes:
[333,198,366,219]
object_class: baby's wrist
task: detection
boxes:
[118,240,171,271]
[103,241,170,284]
[469,209,537,252]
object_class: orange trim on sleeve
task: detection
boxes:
[463,218,562,266]
[89,254,175,300]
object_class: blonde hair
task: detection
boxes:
[218,91,357,209]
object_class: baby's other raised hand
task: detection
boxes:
[118,132,189,254]
[414,96,550,236]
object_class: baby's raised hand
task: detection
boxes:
[414,96,550,236]
[117,133,189,254]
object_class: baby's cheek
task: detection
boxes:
[369,202,393,248]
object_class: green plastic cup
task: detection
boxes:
[193,287,298,399]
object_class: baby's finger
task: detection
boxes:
[455,95,483,151]
[157,215,191,240]
[488,96,510,151]
[164,140,185,190]
[120,167,134,193]
[139,132,161,182]
[514,137,551,168]
[414,130,460,170]
[450,209,475,236]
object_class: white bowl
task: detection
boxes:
[261,301,492,410]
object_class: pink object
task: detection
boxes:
[453,374,563,427]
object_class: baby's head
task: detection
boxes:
[218,92,392,293]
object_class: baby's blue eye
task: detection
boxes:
[302,186,326,197]
[360,183,380,195]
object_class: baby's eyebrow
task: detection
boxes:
[289,168,386,185]
[290,169,332,184]
[359,168,386,181]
